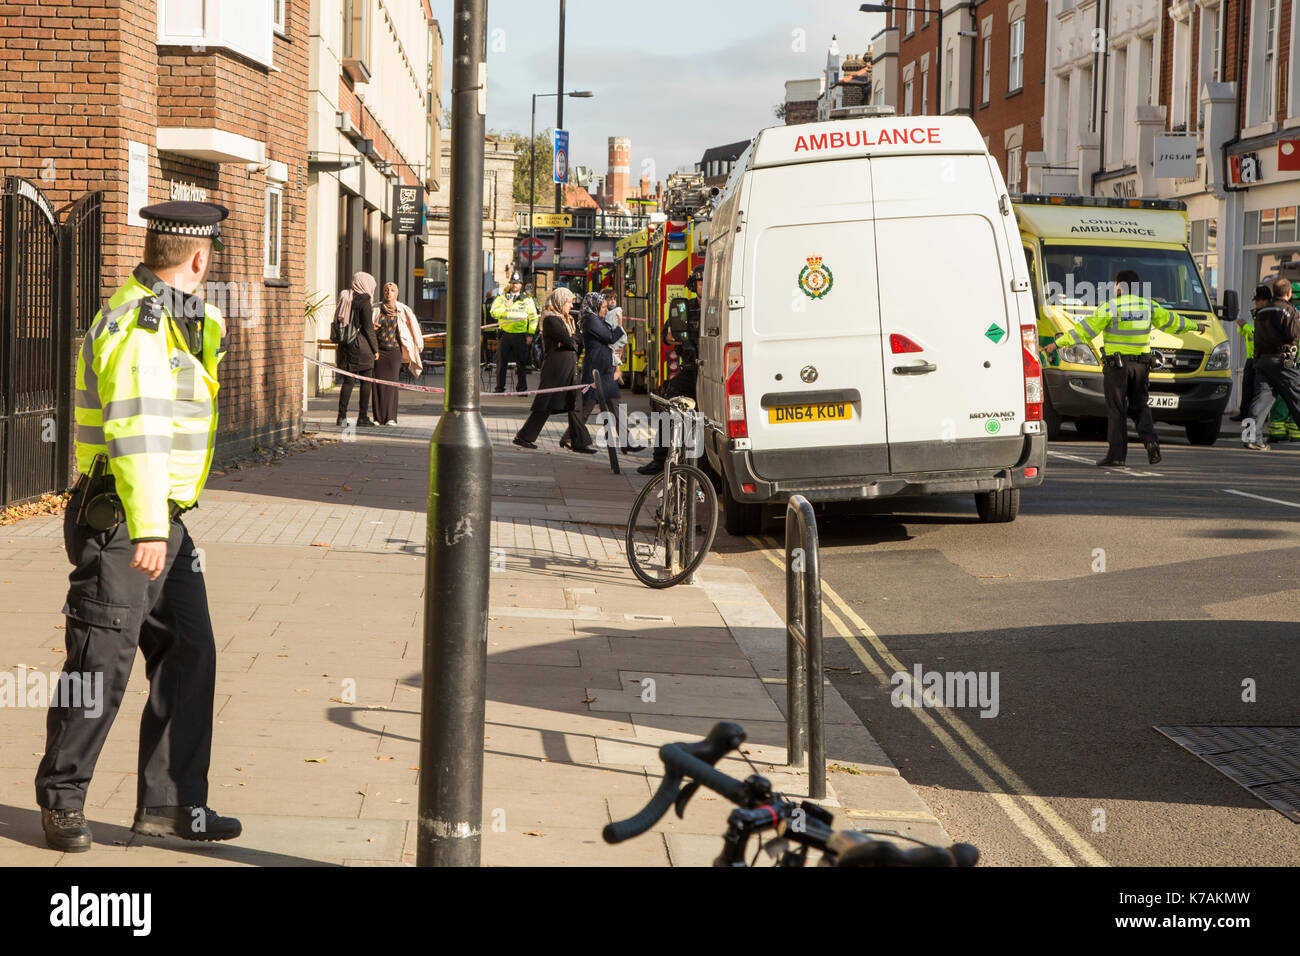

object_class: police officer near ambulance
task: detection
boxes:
[36,201,241,852]
[1044,269,1205,467]
[491,271,539,392]
[1241,276,1300,451]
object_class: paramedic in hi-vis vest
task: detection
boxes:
[1044,269,1205,467]
[35,201,241,853]
[491,270,539,393]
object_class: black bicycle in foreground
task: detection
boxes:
[604,722,980,867]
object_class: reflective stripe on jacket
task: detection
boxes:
[74,273,226,541]
[1053,294,1198,356]
[490,294,539,333]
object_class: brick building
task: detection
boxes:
[889,1,1044,191]
[0,0,310,456]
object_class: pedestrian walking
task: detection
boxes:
[1230,285,1269,422]
[1044,269,1204,466]
[371,281,424,425]
[334,271,380,427]
[491,271,538,392]
[639,270,703,475]
[35,201,241,852]
[512,288,596,453]
[563,290,638,452]
[1241,276,1300,451]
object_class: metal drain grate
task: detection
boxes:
[1155,726,1300,822]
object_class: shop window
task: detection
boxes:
[1277,206,1297,244]
[1260,208,1276,244]
[264,186,282,280]
[1244,210,1259,246]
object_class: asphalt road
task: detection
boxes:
[714,426,1300,867]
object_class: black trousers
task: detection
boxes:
[1246,356,1300,443]
[495,332,530,392]
[652,368,699,465]
[372,347,403,423]
[1236,359,1256,418]
[337,365,373,422]
[1102,359,1157,461]
[516,385,591,448]
[36,495,216,810]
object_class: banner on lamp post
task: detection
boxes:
[393,185,421,235]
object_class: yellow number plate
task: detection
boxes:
[768,402,852,424]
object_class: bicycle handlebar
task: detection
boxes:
[602,722,746,844]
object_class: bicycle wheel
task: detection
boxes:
[625,464,718,588]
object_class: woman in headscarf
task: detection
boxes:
[512,287,595,453]
[371,281,425,425]
[335,271,380,427]
[562,289,634,451]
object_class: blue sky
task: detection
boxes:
[430,0,887,178]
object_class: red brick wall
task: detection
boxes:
[0,0,309,456]
[967,0,1046,186]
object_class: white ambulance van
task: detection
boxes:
[697,115,1047,535]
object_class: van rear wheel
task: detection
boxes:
[722,472,763,537]
[974,488,1019,523]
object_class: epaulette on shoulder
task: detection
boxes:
[134,296,164,333]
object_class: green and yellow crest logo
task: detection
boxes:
[798,256,834,300]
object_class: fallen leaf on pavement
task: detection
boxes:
[311,542,331,547]
[375,756,393,761]
[582,695,597,703]
[304,757,327,763]
[523,831,543,837]
[342,485,353,492]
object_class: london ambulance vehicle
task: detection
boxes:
[1014,195,1231,445]
[697,115,1047,536]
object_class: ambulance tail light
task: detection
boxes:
[1022,325,1043,421]
[724,343,747,439]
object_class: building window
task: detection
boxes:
[157,0,275,69]
[921,67,929,114]
[906,8,915,34]
[945,49,953,112]
[1009,18,1025,92]
[273,0,286,35]
[1006,146,1022,190]
[1262,0,1277,118]
[903,77,914,115]
[342,0,372,83]
[981,36,991,103]
[264,186,282,280]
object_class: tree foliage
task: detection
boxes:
[495,129,558,206]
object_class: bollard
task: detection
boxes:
[784,495,824,799]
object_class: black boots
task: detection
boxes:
[132,805,242,842]
[42,808,92,852]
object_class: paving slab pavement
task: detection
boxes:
[0,383,949,866]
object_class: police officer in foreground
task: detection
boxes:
[1044,269,1205,467]
[638,267,703,476]
[491,271,539,392]
[36,201,241,852]
[1241,276,1300,451]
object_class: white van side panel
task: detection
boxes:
[739,160,890,469]
[870,155,1027,472]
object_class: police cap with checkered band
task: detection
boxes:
[140,201,229,251]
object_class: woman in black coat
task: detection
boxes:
[512,287,596,453]
[335,271,380,427]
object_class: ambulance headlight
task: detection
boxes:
[1205,341,1231,371]
[1058,344,1099,365]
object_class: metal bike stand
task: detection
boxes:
[785,495,824,799]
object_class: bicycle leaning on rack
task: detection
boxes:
[604,722,981,867]
[624,394,719,588]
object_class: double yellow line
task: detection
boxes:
[748,535,1108,867]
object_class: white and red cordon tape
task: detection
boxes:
[304,356,593,399]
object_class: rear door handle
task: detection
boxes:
[893,363,937,375]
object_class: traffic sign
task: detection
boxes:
[532,213,572,228]
[553,129,569,184]
[519,236,546,263]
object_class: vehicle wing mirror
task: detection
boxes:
[1218,289,1239,322]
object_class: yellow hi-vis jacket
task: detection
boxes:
[490,293,539,334]
[74,268,227,542]
[1053,294,1199,356]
